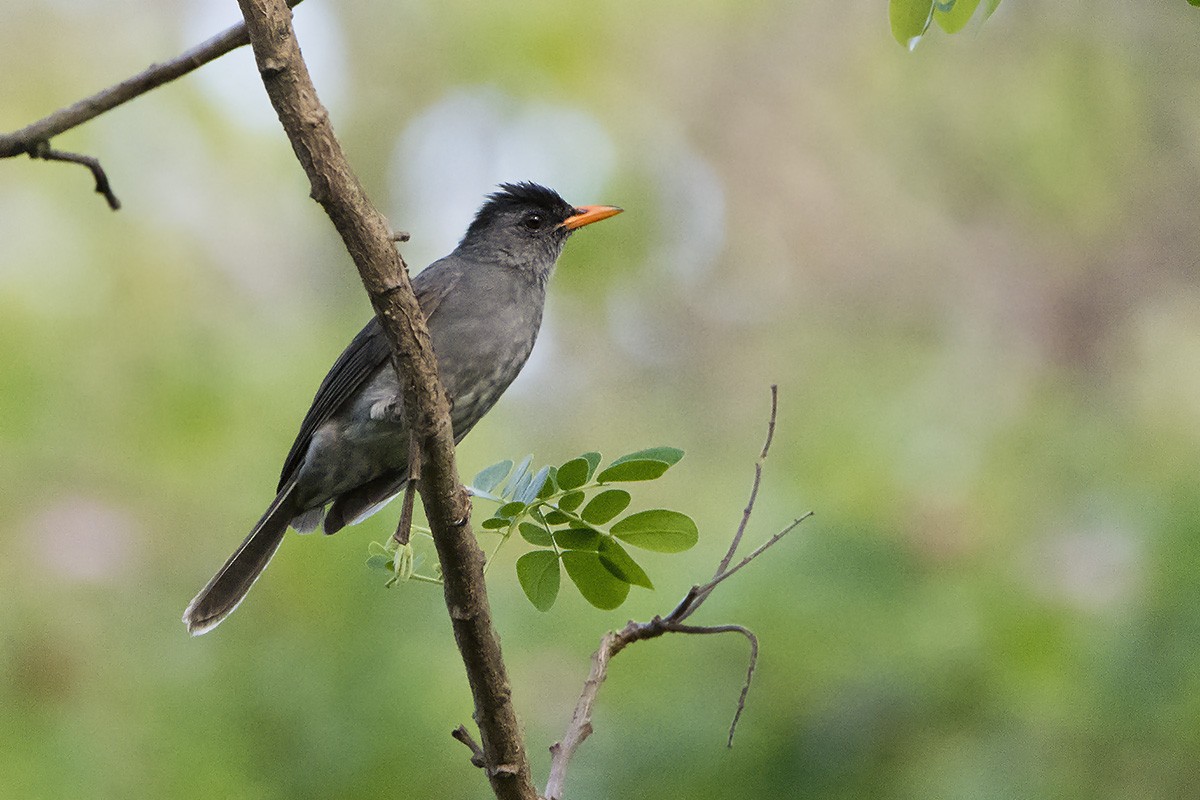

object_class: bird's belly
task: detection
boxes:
[293,371,410,508]
[294,324,536,509]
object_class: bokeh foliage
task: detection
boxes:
[3,1,1200,799]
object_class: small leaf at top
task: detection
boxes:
[510,471,534,505]
[580,452,602,481]
[608,447,684,468]
[517,550,561,612]
[611,509,699,553]
[554,528,601,551]
[471,460,513,494]
[520,465,551,504]
[596,459,671,483]
[502,454,533,497]
[556,457,591,491]
[519,522,553,546]
[562,550,630,610]
[558,490,585,512]
[581,489,631,525]
[598,537,654,589]
[542,510,570,526]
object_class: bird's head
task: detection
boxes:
[457,182,622,281]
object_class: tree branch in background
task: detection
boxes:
[0,0,304,208]
[28,141,121,210]
[231,2,536,799]
[544,386,811,800]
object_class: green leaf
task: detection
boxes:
[366,554,393,572]
[609,447,684,468]
[581,489,631,525]
[889,0,934,49]
[542,510,570,526]
[558,491,585,512]
[611,509,699,553]
[511,471,534,505]
[933,0,980,33]
[596,459,671,483]
[554,528,601,551]
[502,455,533,497]
[497,501,526,519]
[519,522,553,546]
[519,465,551,504]
[471,460,513,494]
[562,551,630,610]
[598,537,654,589]
[580,452,602,481]
[517,551,560,612]
[536,467,558,500]
[481,517,510,530]
[556,457,591,491]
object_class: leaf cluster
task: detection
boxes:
[470,448,697,611]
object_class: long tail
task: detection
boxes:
[182,481,299,636]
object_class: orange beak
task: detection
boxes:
[561,204,623,230]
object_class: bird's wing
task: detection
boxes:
[276,269,461,491]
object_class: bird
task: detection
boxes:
[183,182,622,635]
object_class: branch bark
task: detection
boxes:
[231,2,535,798]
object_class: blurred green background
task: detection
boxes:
[4,1,1200,798]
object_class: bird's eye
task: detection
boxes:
[522,213,544,230]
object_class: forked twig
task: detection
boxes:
[0,0,305,206]
[543,385,811,800]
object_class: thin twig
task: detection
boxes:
[452,724,487,769]
[394,432,423,546]
[713,384,778,580]
[662,623,759,747]
[693,512,814,601]
[29,142,121,210]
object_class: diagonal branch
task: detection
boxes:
[232,2,535,799]
[544,386,811,800]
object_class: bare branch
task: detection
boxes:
[692,512,815,601]
[29,142,121,210]
[232,1,535,798]
[544,628,627,800]
[545,387,810,799]
[661,623,759,747]
[714,383,778,579]
[452,724,487,769]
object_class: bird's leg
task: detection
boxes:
[392,431,424,546]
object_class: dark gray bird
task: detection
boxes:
[183,182,621,635]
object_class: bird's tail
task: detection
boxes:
[182,481,299,636]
